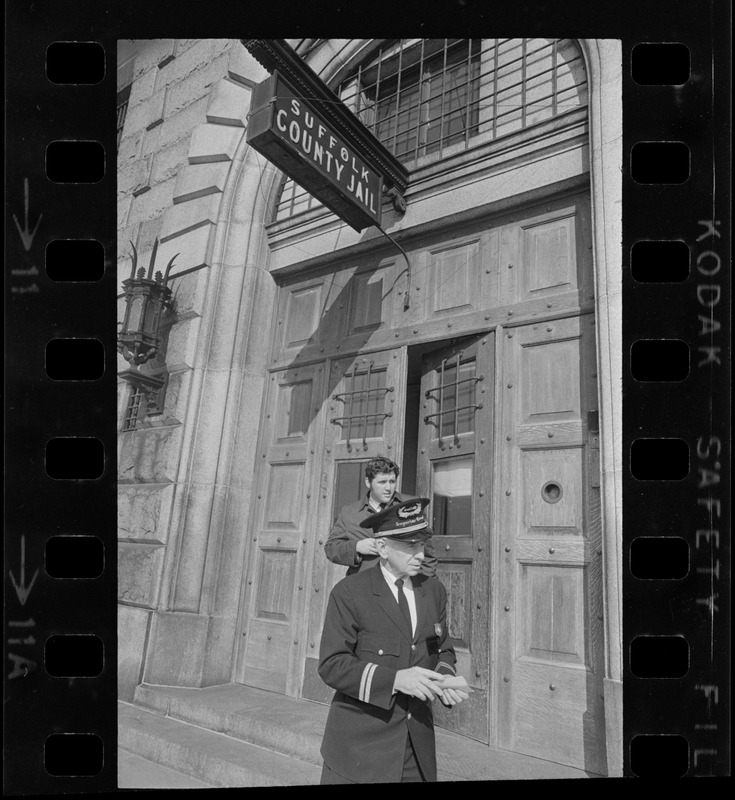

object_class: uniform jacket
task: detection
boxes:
[318,565,457,783]
[324,492,438,577]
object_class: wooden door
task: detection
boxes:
[236,363,325,694]
[416,334,494,743]
[306,349,409,665]
[496,315,605,773]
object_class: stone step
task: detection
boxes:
[119,701,322,787]
[129,683,597,782]
[118,747,215,789]
[134,682,327,766]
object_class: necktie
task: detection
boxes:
[395,579,413,635]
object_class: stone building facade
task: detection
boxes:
[118,38,623,776]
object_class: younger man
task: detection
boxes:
[324,456,437,577]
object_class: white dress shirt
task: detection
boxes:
[379,563,417,637]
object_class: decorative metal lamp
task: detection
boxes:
[117,238,177,396]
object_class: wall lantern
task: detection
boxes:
[117,238,177,396]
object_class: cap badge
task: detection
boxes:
[397,502,422,519]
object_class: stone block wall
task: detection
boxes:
[117,38,268,700]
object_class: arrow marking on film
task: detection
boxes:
[9,536,39,606]
[13,178,43,252]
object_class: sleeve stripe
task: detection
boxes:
[359,662,378,703]
[437,661,456,675]
[364,663,377,704]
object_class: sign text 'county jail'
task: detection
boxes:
[246,71,384,231]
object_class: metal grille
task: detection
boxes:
[117,84,132,149]
[123,387,144,431]
[340,39,481,162]
[424,353,483,448]
[330,364,393,451]
[339,38,587,163]
[273,38,586,222]
[273,175,321,221]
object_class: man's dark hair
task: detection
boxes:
[365,455,400,481]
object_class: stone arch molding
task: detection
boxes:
[139,43,282,690]
[134,39,291,693]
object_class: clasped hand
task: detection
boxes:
[356,538,380,556]
[393,666,469,705]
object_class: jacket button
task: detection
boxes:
[411,645,416,651]
[378,649,384,655]
[407,713,412,720]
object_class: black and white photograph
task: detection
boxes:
[115,36,625,785]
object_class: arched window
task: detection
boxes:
[339,38,586,162]
[272,38,587,222]
[338,39,483,162]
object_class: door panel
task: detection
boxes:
[306,349,409,671]
[497,315,605,773]
[416,334,494,743]
[237,363,325,694]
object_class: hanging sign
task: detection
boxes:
[246,71,383,231]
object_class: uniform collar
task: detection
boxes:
[379,562,413,592]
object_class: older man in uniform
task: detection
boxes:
[318,498,468,783]
[324,455,438,577]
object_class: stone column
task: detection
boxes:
[581,38,624,777]
[117,40,276,696]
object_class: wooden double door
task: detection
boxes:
[238,317,605,772]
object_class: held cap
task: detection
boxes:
[359,497,432,541]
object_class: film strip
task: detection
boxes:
[3,2,730,792]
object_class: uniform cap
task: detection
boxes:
[359,497,432,541]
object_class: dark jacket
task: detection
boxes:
[324,492,438,577]
[318,566,457,783]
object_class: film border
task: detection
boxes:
[3,1,731,792]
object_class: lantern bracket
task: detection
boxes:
[117,238,177,369]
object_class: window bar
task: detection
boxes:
[453,352,462,446]
[373,43,383,138]
[124,389,142,431]
[413,38,426,164]
[355,63,363,118]
[333,384,394,401]
[463,40,473,145]
[390,42,404,157]
[492,38,500,137]
[521,38,527,129]
[133,391,142,428]
[438,358,446,448]
[288,185,296,219]
[425,374,482,396]
[291,184,299,218]
[424,402,483,423]
[345,368,357,452]
[438,39,449,159]
[332,411,392,424]
[551,39,558,117]
[362,360,373,450]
